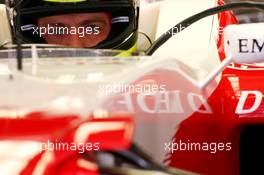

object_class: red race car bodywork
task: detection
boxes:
[168,2,263,174]
[0,113,133,175]
[169,65,264,175]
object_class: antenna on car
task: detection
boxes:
[145,1,264,56]
[16,39,23,71]
[10,0,24,71]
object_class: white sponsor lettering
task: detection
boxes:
[188,93,212,113]
[116,91,211,114]
[235,91,263,114]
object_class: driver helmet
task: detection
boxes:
[7,0,139,52]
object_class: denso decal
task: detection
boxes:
[235,90,263,114]
[108,91,212,114]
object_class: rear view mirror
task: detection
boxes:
[224,23,264,64]
[200,23,264,89]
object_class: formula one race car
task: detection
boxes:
[0,1,263,175]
